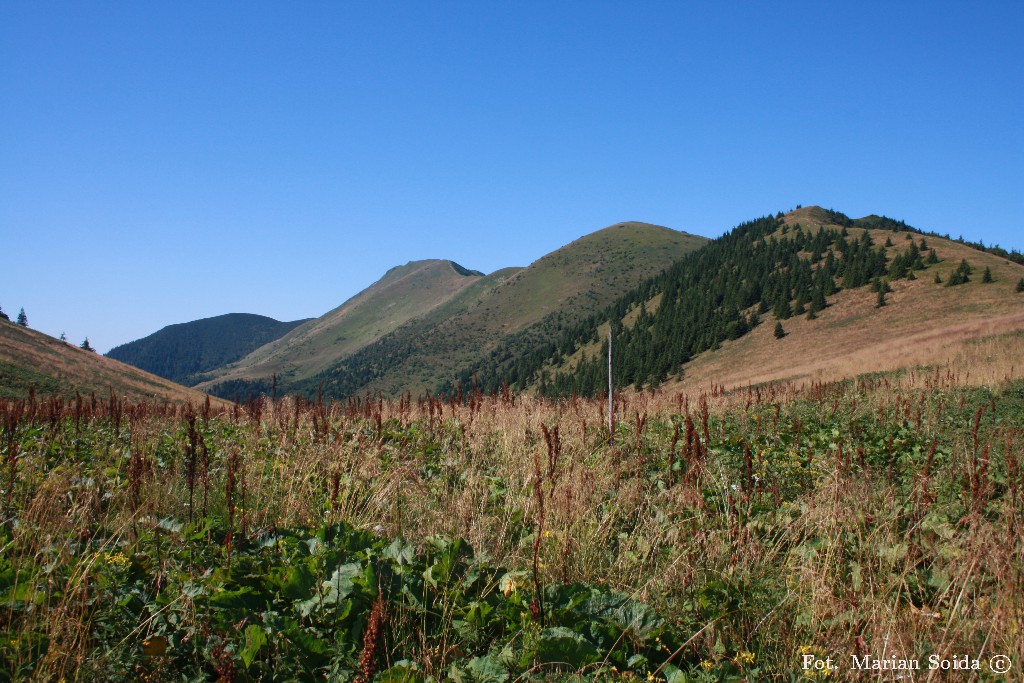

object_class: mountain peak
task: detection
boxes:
[193,257,487,391]
[448,261,485,277]
[782,205,852,229]
[380,259,484,283]
[541,221,707,267]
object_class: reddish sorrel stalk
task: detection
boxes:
[184,412,199,525]
[225,447,240,569]
[530,444,547,626]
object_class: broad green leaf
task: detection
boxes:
[467,653,509,682]
[535,627,600,667]
[378,663,425,683]
[240,625,267,669]
[383,537,416,565]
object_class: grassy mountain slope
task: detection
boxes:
[674,208,1024,390]
[196,259,488,393]
[463,222,707,332]
[505,207,1024,396]
[296,222,708,398]
[105,313,309,385]
[0,321,220,403]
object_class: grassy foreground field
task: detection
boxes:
[1,369,1022,681]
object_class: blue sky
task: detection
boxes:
[2,2,1022,352]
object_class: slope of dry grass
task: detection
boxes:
[668,227,1024,393]
[0,321,221,404]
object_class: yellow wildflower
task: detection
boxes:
[105,551,131,568]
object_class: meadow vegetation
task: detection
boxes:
[2,366,1022,681]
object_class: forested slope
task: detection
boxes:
[466,207,1024,396]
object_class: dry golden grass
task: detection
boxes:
[0,322,224,405]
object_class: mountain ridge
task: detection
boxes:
[288,221,709,398]
[195,259,492,392]
[6,207,1023,404]
[495,206,1024,397]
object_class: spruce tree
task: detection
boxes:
[0,305,8,321]
[1016,278,1024,293]
[811,288,827,313]
[774,321,786,339]
[16,308,28,327]
[876,288,887,307]
[80,338,94,352]
[774,297,793,320]
[982,266,993,283]
[945,259,973,286]
[934,272,943,284]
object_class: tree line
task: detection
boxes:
[461,214,963,398]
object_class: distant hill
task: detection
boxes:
[195,260,490,395]
[106,313,309,385]
[493,206,1024,396]
[673,206,1024,390]
[285,221,709,399]
[1,320,221,403]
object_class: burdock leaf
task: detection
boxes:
[241,625,267,668]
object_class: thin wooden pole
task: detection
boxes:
[608,329,614,444]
